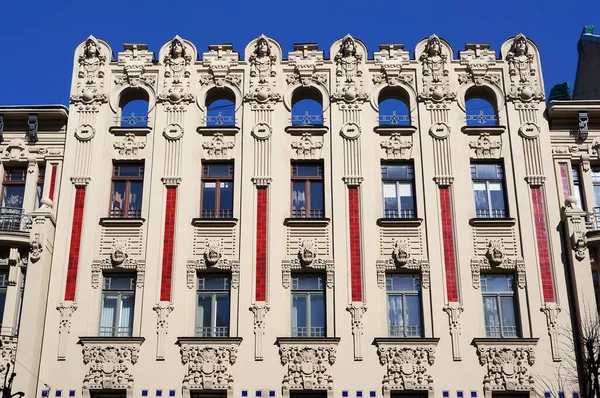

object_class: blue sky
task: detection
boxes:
[0,0,597,105]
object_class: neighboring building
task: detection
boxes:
[573,26,600,100]
[1,33,583,398]
[0,106,67,395]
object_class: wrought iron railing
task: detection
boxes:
[201,209,234,219]
[196,326,229,338]
[207,113,235,126]
[378,111,410,126]
[384,209,416,219]
[109,208,142,219]
[388,325,422,338]
[485,325,518,338]
[466,110,498,126]
[475,208,506,219]
[0,208,32,232]
[292,326,325,338]
[587,207,600,231]
[291,112,323,126]
[99,326,132,337]
[116,113,150,127]
[292,209,325,219]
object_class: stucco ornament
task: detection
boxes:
[391,239,411,266]
[291,133,323,159]
[381,133,413,160]
[110,242,128,266]
[377,344,436,391]
[279,345,337,391]
[82,345,140,390]
[475,344,536,391]
[471,240,526,289]
[0,336,17,376]
[299,239,317,266]
[332,35,367,103]
[180,345,238,390]
[29,232,43,262]
[204,239,222,266]
[117,44,154,87]
[419,35,455,103]
[249,303,270,360]
[485,239,506,266]
[469,133,502,159]
[72,36,108,105]
[3,139,26,160]
[91,241,145,289]
[159,36,194,104]
[459,44,497,86]
[187,240,240,289]
[287,43,325,86]
[377,239,429,289]
[505,34,544,102]
[373,44,411,86]
[200,44,240,88]
[282,240,334,289]
[114,133,146,157]
[246,36,280,103]
[202,133,235,159]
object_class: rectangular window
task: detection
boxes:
[110,163,144,218]
[201,163,234,219]
[291,274,325,337]
[291,163,324,218]
[0,269,8,329]
[36,166,45,209]
[2,168,26,209]
[99,274,135,337]
[15,269,25,334]
[91,392,127,398]
[196,275,230,337]
[592,166,600,209]
[390,392,428,398]
[191,393,227,398]
[381,163,416,218]
[386,274,422,337]
[290,392,327,398]
[593,270,600,313]
[481,274,518,338]
[572,166,585,210]
[471,163,507,218]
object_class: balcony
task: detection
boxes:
[0,208,32,233]
[291,112,323,127]
[466,110,497,127]
[291,326,325,338]
[383,209,416,219]
[200,209,233,219]
[206,113,235,127]
[587,207,600,231]
[109,208,142,219]
[195,326,229,338]
[475,208,506,219]
[115,113,150,127]
[388,325,422,338]
[378,111,410,126]
[291,209,324,219]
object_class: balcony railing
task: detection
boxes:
[291,112,323,126]
[116,113,150,127]
[206,113,235,126]
[0,208,32,232]
[466,111,497,126]
[99,326,132,337]
[291,209,325,219]
[292,326,325,337]
[475,208,506,219]
[587,207,600,231]
[388,325,422,338]
[384,209,416,219]
[201,209,234,219]
[109,208,142,219]
[196,326,229,338]
[485,325,518,338]
[378,111,410,126]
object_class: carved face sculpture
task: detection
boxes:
[257,38,269,57]
[205,241,222,266]
[111,248,127,265]
[171,39,184,59]
[486,240,505,266]
[85,39,98,59]
[514,36,527,56]
[299,240,316,265]
[341,38,356,57]
[392,239,410,265]
[427,37,441,57]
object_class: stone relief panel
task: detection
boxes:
[373,44,411,87]
[0,336,16,376]
[82,343,141,391]
[418,35,455,103]
[469,133,502,159]
[458,43,499,86]
[192,225,237,258]
[331,35,368,103]
[113,133,147,159]
[502,34,544,102]
[179,341,240,391]
[116,44,155,88]
[290,133,323,160]
[380,133,413,160]
[287,225,330,257]
[245,35,281,103]
[470,239,525,289]
[282,239,334,289]
[200,44,241,88]
[99,227,144,258]
[158,36,195,104]
[71,36,108,105]
[202,133,235,159]
[287,43,326,87]
[376,340,438,391]
[91,240,145,289]
[278,341,338,391]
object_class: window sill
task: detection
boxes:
[284,218,330,227]
[79,336,145,345]
[373,337,439,345]
[176,337,242,345]
[196,126,240,136]
[377,218,422,228]
[191,218,238,228]
[99,217,145,228]
[469,217,516,227]
[0,230,31,245]
[109,126,152,136]
[285,125,329,136]
[373,125,418,136]
[461,126,506,135]
[276,337,340,345]
[472,337,538,345]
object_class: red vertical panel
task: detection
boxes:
[531,187,555,302]
[439,187,459,302]
[160,187,177,301]
[64,187,86,301]
[559,164,570,200]
[255,187,267,301]
[49,166,58,201]
[348,187,362,302]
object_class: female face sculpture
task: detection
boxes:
[85,40,98,58]
[428,38,441,57]
[514,36,527,56]
[257,39,269,57]
[342,38,356,57]
[171,40,184,58]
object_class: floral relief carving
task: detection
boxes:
[153,302,174,360]
[459,44,497,86]
[114,133,146,158]
[291,133,323,159]
[377,239,429,289]
[82,344,140,391]
[376,341,437,391]
[180,344,239,391]
[249,303,270,360]
[186,248,240,290]
[419,35,455,103]
[282,240,334,289]
[471,239,526,289]
[474,341,537,392]
[347,303,367,360]
[117,44,154,87]
[57,302,77,360]
[201,44,240,88]
[0,336,17,376]
[469,133,501,159]
[279,344,337,391]
[287,43,325,86]
[332,35,368,103]
[373,44,411,86]
[29,232,43,262]
[91,241,145,289]
[380,133,413,160]
[202,133,235,159]
[505,34,544,102]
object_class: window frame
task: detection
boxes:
[480,274,519,338]
[109,163,144,219]
[381,163,416,219]
[196,274,231,338]
[290,274,326,338]
[290,162,325,219]
[99,274,136,337]
[0,268,8,329]
[471,162,508,219]
[200,162,234,219]
[36,166,45,209]
[1,167,27,210]
[385,273,423,338]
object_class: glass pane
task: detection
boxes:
[489,183,506,214]
[594,185,600,208]
[293,275,323,290]
[129,181,143,212]
[199,276,230,290]
[482,296,501,337]
[207,164,232,177]
[310,294,326,332]
[483,275,513,292]
[387,274,419,292]
[473,183,489,211]
[220,182,234,215]
[4,169,26,181]
[500,296,517,337]
[398,183,415,215]
[111,181,127,216]
[382,164,413,180]
[0,290,6,326]
[116,165,143,177]
[118,294,134,336]
[197,295,213,328]
[383,183,398,214]
[202,182,216,215]
[295,165,321,177]
[387,295,403,335]
[292,294,308,329]
[2,185,25,208]
[100,295,118,336]
[35,185,43,209]
[292,181,306,215]
[405,295,422,336]
[310,181,324,214]
[106,275,135,290]
[215,294,230,328]
[472,164,500,179]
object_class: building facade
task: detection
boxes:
[0,33,588,398]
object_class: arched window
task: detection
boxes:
[465,87,498,127]
[378,87,410,126]
[206,88,236,127]
[119,89,150,127]
[291,87,323,126]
